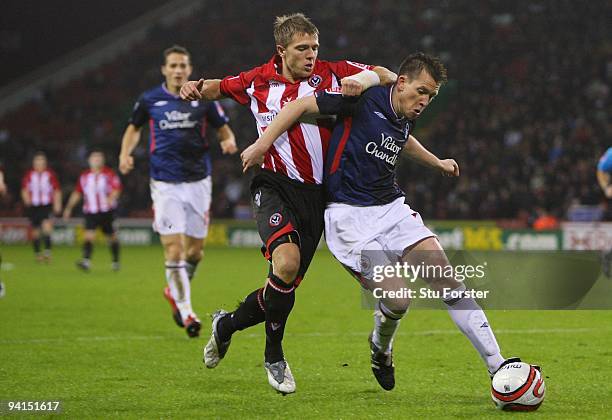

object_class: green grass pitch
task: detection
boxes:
[1,245,611,419]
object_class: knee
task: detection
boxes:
[185,246,203,263]
[381,297,410,315]
[164,241,182,262]
[272,244,300,283]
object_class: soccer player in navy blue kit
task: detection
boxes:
[597,147,612,275]
[119,45,237,338]
[243,53,536,391]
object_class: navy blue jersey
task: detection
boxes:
[316,85,415,206]
[598,147,612,173]
[129,83,229,182]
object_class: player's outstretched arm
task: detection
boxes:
[404,135,459,177]
[0,170,6,196]
[180,79,224,101]
[372,66,398,86]
[21,186,31,207]
[53,190,62,215]
[119,124,142,175]
[107,189,121,207]
[241,97,320,172]
[62,191,81,220]
[217,125,238,155]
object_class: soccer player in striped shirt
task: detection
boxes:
[181,13,396,393]
[242,52,532,391]
[21,152,62,262]
[119,45,237,338]
[63,150,122,272]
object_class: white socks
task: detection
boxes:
[165,260,193,321]
[445,284,504,373]
[372,301,406,353]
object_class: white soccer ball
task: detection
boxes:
[491,362,546,411]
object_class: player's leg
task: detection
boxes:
[29,208,43,261]
[100,212,120,270]
[41,216,53,262]
[262,186,323,393]
[182,177,212,281]
[161,234,200,337]
[77,220,96,272]
[184,235,203,281]
[210,184,295,349]
[152,180,200,337]
[32,226,42,261]
[325,202,409,390]
[404,237,506,374]
[264,241,300,358]
[359,265,409,392]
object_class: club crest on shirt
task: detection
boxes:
[308,74,322,87]
[190,100,199,108]
[269,212,283,227]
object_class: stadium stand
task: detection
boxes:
[0,0,609,223]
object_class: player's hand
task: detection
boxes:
[62,208,71,221]
[180,79,204,100]
[606,185,612,199]
[241,142,266,173]
[438,159,460,177]
[340,77,364,97]
[53,204,62,215]
[119,155,134,175]
[220,138,238,155]
[0,182,6,196]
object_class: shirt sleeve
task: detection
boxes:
[49,171,60,190]
[327,60,375,78]
[75,175,83,193]
[598,149,612,172]
[206,101,230,129]
[219,67,260,106]
[21,172,30,189]
[315,89,358,116]
[127,94,149,128]
[109,171,122,191]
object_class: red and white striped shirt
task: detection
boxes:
[22,169,60,206]
[220,55,373,184]
[76,167,122,214]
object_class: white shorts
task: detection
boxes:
[324,197,435,277]
[150,177,212,239]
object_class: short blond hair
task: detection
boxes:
[273,13,319,47]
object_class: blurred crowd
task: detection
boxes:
[0,0,609,223]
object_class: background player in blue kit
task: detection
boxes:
[597,147,612,275]
[119,45,237,338]
[242,52,537,390]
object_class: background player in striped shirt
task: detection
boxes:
[181,13,397,393]
[119,45,237,338]
[63,150,122,272]
[242,52,534,392]
[21,152,62,262]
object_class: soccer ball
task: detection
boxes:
[491,362,545,411]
